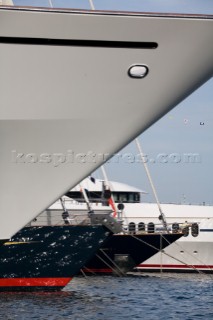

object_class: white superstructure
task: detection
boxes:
[0,0,13,5]
[1,5,213,240]
[44,178,213,273]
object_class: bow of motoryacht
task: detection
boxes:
[0,4,213,243]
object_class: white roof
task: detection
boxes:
[71,177,146,193]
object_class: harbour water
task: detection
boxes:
[0,273,212,319]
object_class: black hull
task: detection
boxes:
[0,225,110,292]
[84,233,182,275]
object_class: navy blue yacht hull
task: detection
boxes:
[0,225,110,291]
[83,233,182,274]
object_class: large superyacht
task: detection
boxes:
[0,1,213,290]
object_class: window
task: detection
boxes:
[113,193,118,202]
[191,223,199,237]
[134,193,140,202]
[147,222,155,233]
[138,222,145,232]
[128,193,134,202]
[120,193,128,202]
[128,222,136,233]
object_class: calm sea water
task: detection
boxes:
[0,273,213,320]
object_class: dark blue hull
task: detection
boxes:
[84,233,182,274]
[0,225,110,291]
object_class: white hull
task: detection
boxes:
[42,178,213,273]
[1,6,213,239]
[137,222,213,273]
[138,237,213,273]
[113,202,213,273]
[125,204,213,273]
[125,207,212,273]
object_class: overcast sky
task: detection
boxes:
[13,1,213,205]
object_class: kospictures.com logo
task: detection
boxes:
[11,150,201,167]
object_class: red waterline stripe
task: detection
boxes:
[0,277,72,287]
[138,264,213,269]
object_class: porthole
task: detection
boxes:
[138,222,145,231]
[191,223,199,237]
[147,222,155,233]
[128,65,149,78]
[128,222,136,233]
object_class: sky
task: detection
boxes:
[13,0,213,205]
[104,79,213,206]
[14,0,213,14]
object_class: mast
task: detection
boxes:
[135,138,169,232]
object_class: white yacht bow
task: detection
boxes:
[0,6,213,240]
